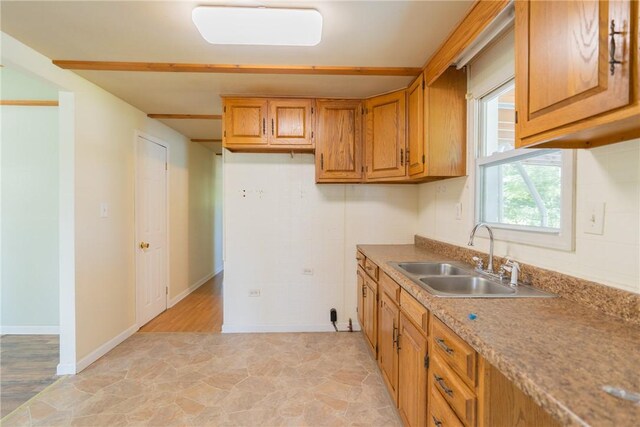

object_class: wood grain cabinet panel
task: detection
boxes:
[365,90,407,181]
[315,99,364,182]
[223,98,268,146]
[407,74,425,177]
[378,292,400,404]
[516,0,640,148]
[398,312,428,427]
[268,99,314,147]
[429,383,464,427]
[363,276,378,355]
[430,352,476,427]
[356,267,365,329]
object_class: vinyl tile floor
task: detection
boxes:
[1,332,401,426]
[0,335,60,418]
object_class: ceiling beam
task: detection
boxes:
[191,139,222,143]
[148,114,221,120]
[423,0,510,85]
[0,100,59,106]
[53,60,422,77]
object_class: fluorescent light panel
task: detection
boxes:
[192,6,322,46]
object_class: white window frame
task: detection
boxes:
[471,80,576,251]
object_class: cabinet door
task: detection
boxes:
[357,267,365,329]
[268,99,314,147]
[223,98,268,146]
[364,90,407,180]
[516,0,632,142]
[363,277,377,354]
[407,75,425,177]
[398,312,428,427]
[316,100,363,182]
[378,292,399,404]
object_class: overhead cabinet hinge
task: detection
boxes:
[224,130,226,137]
[311,131,314,139]
[311,107,314,114]
[422,154,426,164]
[515,111,519,124]
[223,106,226,113]
[422,79,425,90]
[424,354,429,369]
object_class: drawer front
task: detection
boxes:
[429,384,464,427]
[431,316,477,387]
[356,251,366,269]
[430,353,476,427]
[379,271,400,304]
[400,290,428,333]
[364,258,379,281]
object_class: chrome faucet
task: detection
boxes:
[468,222,495,273]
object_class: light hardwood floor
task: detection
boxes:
[140,272,223,333]
[0,335,59,418]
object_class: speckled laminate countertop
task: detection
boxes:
[357,244,640,427]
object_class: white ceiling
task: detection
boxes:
[0,1,473,150]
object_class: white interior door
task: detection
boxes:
[136,135,168,326]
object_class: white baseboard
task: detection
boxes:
[75,324,138,373]
[221,322,352,333]
[168,269,221,308]
[56,362,76,375]
[0,325,59,335]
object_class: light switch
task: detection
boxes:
[100,203,109,218]
[584,202,605,235]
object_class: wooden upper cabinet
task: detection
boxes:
[407,75,425,177]
[268,99,314,147]
[223,98,314,151]
[364,90,407,181]
[223,98,268,146]
[315,99,363,182]
[516,0,640,148]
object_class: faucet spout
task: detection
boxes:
[468,222,495,272]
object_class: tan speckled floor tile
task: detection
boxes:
[1,333,401,427]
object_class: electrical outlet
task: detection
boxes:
[100,203,109,218]
[455,202,462,220]
[302,268,314,275]
[584,202,605,235]
[248,289,261,297]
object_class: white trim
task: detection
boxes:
[56,362,76,375]
[168,270,219,308]
[222,322,352,333]
[75,324,138,373]
[134,130,170,328]
[0,326,60,335]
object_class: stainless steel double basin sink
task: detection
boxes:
[388,262,555,298]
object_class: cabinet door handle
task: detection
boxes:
[320,153,324,170]
[362,285,366,297]
[271,118,275,136]
[400,149,404,166]
[609,19,623,75]
[262,118,266,135]
[434,374,453,397]
[432,416,443,427]
[435,337,454,354]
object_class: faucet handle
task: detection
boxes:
[472,256,483,270]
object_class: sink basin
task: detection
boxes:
[420,276,516,296]
[396,262,468,276]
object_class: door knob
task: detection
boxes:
[140,241,150,249]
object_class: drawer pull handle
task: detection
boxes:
[435,337,454,354]
[432,415,443,427]
[434,374,453,397]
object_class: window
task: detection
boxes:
[475,80,574,249]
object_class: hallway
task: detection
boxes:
[140,272,223,333]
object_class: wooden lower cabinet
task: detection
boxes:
[378,292,400,404]
[429,384,463,427]
[398,312,428,427]
[356,267,365,329]
[362,276,377,355]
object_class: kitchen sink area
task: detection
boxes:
[388,261,556,298]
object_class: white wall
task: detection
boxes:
[223,152,418,332]
[1,105,60,332]
[2,32,218,368]
[214,155,223,274]
[417,28,640,295]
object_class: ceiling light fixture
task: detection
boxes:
[192,6,323,46]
